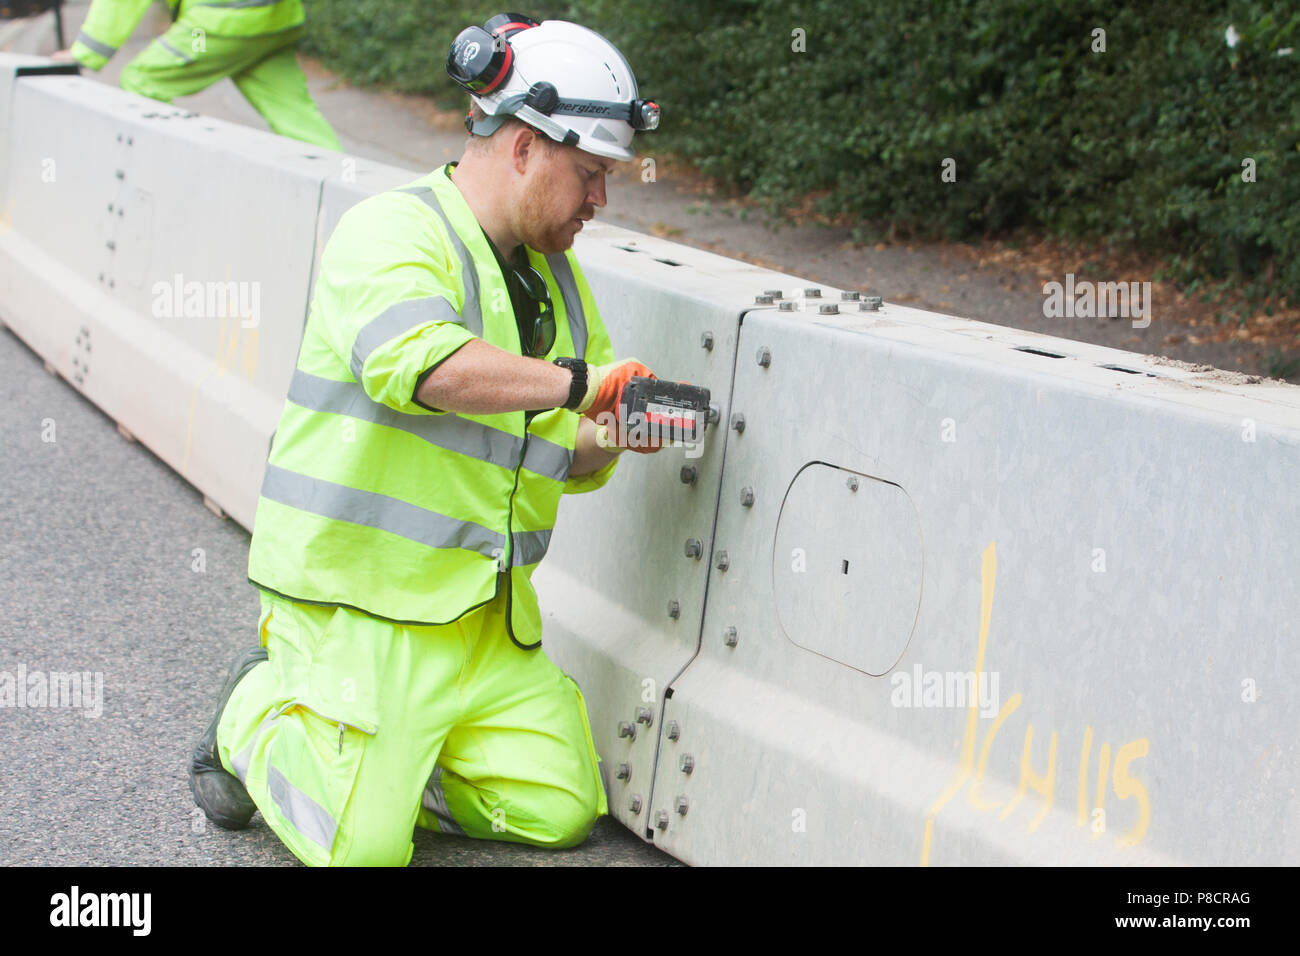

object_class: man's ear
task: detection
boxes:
[509,125,545,176]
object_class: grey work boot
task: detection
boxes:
[188,645,268,830]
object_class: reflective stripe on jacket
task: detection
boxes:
[247,162,619,649]
[71,0,306,70]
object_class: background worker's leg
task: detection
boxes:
[416,591,609,849]
[230,43,342,151]
[119,19,272,103]
[218,591,463,866]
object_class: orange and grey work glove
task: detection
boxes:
[574,358,656,422]
[576,358,665,455]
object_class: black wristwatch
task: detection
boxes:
[553,357,588,410]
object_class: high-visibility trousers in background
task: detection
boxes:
[118,21,341,151]
[216,586,610,866]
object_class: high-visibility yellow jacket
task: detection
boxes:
[247,162,619,650]
[71,0,306,70]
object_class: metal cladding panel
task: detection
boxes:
[532,229,749,836]
[650,307,1299,865]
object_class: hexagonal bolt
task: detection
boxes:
[655,810,670,830]
[778,301,797,312]
[715,550,730,572]
[666,720,681,741]
[847,475,860,492]
[675,795,690,816]
[684,538,703,559]
[764,289,784,299]
[754,294,773,305]
[739,486,755,507]
[667,600,680,620]
[841,291,861,301]
[616,762,631,781]
[819,303,840,315]
[707,403,721,424]
[730,413,745,434]
[680,466,698,486]
[803,288,822,298]
[636,706,653,727]
[860,296,882,311]
[629,794,643,814]
[723,626,739,647]
[618,721,636,740]
[679,754,695,774]
[700,331,714,351]
[755,347,771,368]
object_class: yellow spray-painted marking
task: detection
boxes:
[966,692,1022,812]
[1113,739,1151,845]
[920,541,1152,864]
[920,541,997,866]
[998,723,1059,833]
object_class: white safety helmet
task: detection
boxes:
[447,13,659,162]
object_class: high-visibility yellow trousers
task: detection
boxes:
[118,21,341,151]
[217,585,609,866]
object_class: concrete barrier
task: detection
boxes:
[2,54,1297,865]
[0,57,414,526]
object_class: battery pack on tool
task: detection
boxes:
[618,377,711,444]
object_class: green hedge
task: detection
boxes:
[300,0,1300,305]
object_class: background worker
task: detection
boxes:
[53,0,340,150]
[187,14,667,865]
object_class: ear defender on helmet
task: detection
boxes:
[482,13,540,40]
[450,17,656,159]
[446,13,539,95]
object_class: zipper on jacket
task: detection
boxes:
[501,422,530,649]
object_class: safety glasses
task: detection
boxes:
[513,264,557,357]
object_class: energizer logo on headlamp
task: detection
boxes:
[447,12,659,161]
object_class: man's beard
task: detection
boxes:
[515,165,579,255]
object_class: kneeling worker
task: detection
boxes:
[187,13,664,865]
